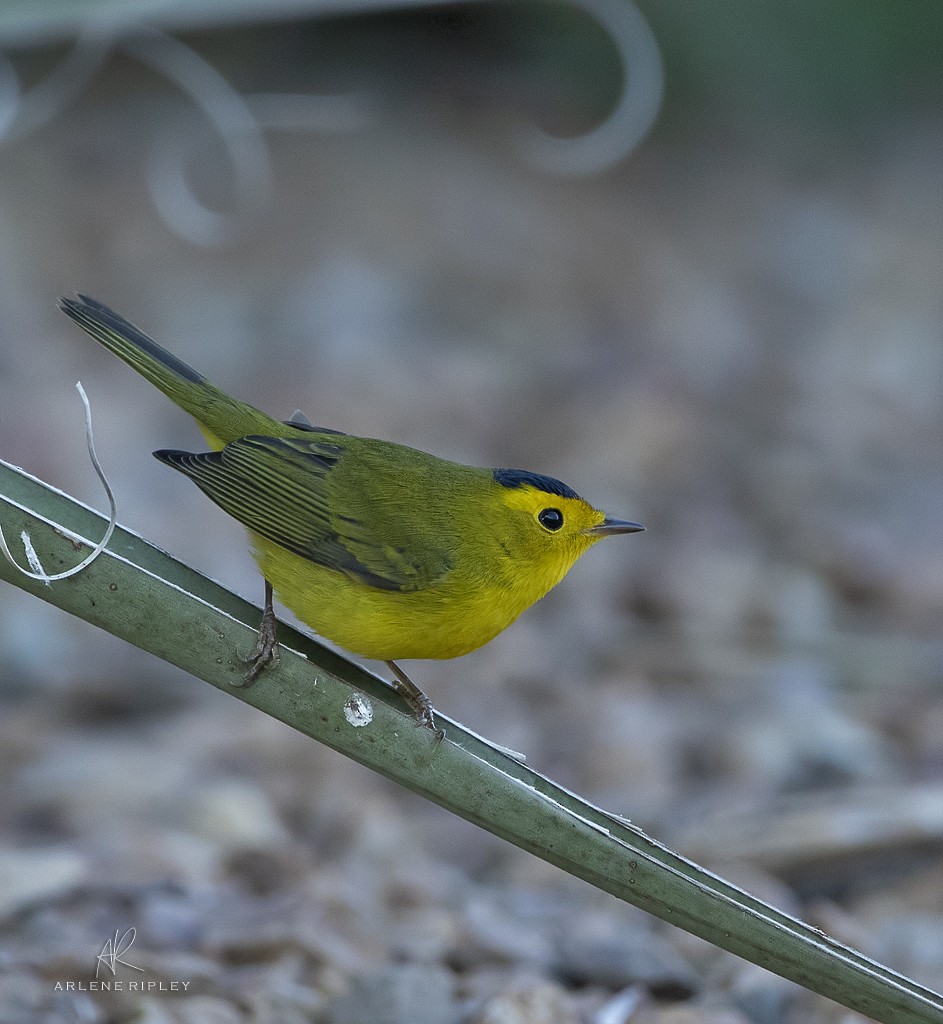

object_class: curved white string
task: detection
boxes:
[0,382,117,585]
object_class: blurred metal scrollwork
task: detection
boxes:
[518,0,663,177]
[126,29,377,248]
[0,0,663,247]
[0,25,113,142]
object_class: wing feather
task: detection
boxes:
[154,435,451,592]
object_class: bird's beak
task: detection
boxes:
[584,516,645,537]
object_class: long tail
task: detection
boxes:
[59,295,282,449]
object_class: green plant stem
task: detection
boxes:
[2,457,941,1024]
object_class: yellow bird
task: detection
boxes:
[61,296,643,731]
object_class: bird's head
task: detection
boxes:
[489,467,643,591]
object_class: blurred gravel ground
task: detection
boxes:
[0,10,942,1023]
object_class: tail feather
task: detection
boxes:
[60,296,281,447]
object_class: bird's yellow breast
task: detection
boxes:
[250,529,573,661]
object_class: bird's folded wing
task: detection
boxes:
[155,435,451,592]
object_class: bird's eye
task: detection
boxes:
[538,508,564,531]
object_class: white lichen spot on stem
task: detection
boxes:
[343,693,373,728]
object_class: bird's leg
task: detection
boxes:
[239,578,280,685]
[385,661,443,739]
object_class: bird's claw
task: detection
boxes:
[236,602,279,687]
[411,697,444,742]
[238,637,279,686]
[386,661,443,741]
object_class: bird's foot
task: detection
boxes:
[237,581,279,687]
[386,661,444,741]
[239,622,279,686]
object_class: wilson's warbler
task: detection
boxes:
[60,295,643,731]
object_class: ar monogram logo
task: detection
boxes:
[95,928,145,979]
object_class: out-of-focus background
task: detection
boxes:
[1,2,942,1021]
